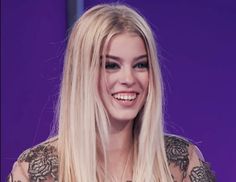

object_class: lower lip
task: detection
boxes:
[112,96,138,107]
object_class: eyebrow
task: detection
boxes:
[104,54,148,61]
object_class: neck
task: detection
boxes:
[108,119,134,152]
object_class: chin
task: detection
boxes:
[110,111,139,122]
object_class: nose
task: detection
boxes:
[119,67,135,86]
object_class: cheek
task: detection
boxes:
[99,72,107,96]
[103,73,117,91]
[99,72,115,96]
[139,73,149,91]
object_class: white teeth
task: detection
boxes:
[113,93,137,101]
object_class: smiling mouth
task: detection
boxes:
[112,93,138,101]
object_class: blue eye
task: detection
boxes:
[105,62,120,69]
[134,62,149,69]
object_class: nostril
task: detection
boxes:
[119,73,135,85]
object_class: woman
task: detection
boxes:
[8,3,215,182]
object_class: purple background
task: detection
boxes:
[2,0,236,181]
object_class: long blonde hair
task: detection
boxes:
[56,3,173,182]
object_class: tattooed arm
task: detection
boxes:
[165,135,216,182]
[7,160,29,182]
[184,145,216,182]
[7,138,59,182]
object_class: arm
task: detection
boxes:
[7,160,29,182]
[7,138,59,182]
[183,145,216,182]
[165,135,216,182]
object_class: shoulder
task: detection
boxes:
[8,137,59,182]
[164,134,216,182]
[164,134,192,169]
[17,137,58,163]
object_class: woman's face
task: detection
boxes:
[99,32,149,123]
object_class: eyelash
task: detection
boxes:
[134,62,149,69]
[105,61,149,70]
[105,62,119,69]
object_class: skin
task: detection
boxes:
[99,32,149,180]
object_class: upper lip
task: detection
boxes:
[112,91,139,95]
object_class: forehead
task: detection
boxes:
[105,32,147,58]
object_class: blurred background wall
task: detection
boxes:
[2,0,236,181]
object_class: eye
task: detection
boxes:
[105,61,120,70]
[134,61,149,69]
